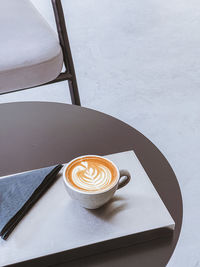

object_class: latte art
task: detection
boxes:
[72,161,112,191]
[66,156,118,192]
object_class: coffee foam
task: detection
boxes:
[66,157,118,192]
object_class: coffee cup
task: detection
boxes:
[62,155,131,209]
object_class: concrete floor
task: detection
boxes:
[1,0,200,266]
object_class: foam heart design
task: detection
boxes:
[71,161,112,191]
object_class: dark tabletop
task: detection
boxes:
[0,102,182,267]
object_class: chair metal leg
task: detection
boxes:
[51,0,81,106]
[68,79,81,106]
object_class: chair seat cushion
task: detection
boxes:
[0,0,63,93]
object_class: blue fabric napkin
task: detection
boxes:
[0,165,62,240]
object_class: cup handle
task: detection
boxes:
[117,169,131,190]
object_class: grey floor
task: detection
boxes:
[1,0,200,266]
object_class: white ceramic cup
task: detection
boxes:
[62,155,131,209]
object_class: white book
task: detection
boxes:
[0,150,175,266]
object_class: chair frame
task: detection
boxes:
[0,0,81,106]
[49,0,81,106]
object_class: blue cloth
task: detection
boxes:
[0,166,57,234]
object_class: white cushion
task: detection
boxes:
[0,0,63,93]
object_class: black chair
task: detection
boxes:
[0,0,81,106]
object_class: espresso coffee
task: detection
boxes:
[65,156,118,192]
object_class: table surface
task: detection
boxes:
[0,102,183,267]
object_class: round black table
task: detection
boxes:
[0,102,182,267]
